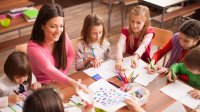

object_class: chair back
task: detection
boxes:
[152,27,173,48]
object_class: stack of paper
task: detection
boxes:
[160,80,200,109]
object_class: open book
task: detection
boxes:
[77,79,129,112]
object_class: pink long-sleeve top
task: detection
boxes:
[27,34,75,84]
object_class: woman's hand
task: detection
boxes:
[188,89,200,99]
[69,79,88,94]
[31,82,41,90]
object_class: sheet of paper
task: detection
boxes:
[84,60,117,79]
[179,95,200,109]
[77,79,129,112]
[0,106,13,112]
[160,80,193,99]
[163,101,186,112]
[64,102,82,112]
[160,80,200,109]
[9,104,22,112]
[123,57,159,86]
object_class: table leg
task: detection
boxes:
[161,7,165,28]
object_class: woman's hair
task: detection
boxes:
[183,46,200,69]
[179,19,200,39]
[128,5,150,49]
[81,13,105,46]
[30,4,67,69]
[4,51,32,85]
[23,88,64,112]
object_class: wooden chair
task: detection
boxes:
[152,27,173,66]
[15,43,28,53]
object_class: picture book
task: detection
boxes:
[76,79,130,112]
[23,8,38,19]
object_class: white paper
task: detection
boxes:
[163,101,186,112]
[160,80,193,99]
[0,106,13,112]
[64,102,82,112]
[84,60,117,79]
[77,79,129,112]
[160,80,200,109]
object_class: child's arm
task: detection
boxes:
[124,97,145,112]
[104,40,111,60]
[188,89,200,99]
[167,63,182,82]
[152,39,173,63]
[75,41,92,71]
[132,33,153,68]
[116,33,126,70]
[8,94,25,104]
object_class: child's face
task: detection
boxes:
[179,32,199,49]
[42,16,64,43]
[130,14,146,33]
[14,75,28,84]
[90,25,103,43]
[188,68,200,75]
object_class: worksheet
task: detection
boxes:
[160,80,200,109]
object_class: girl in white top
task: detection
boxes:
[115,5,155,70]
[0,51,41,107]
[75,14,111,71]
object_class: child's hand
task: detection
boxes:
[91,59,102,68]
[124,97,145,112]
[115,58,123,71]
[157,67,169,74]
[82,102,95,112]
[31,82,41,90]
[131,54,140,68]
[188,89,200,99]
[146,64,157,74]
[8,94,25,104]
[167,70,177,82]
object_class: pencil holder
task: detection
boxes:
[126,83,149,106]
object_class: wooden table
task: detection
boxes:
[51,71,192,112]
[0,0,34,14]
[0,5,42,36]
[142,0,186,28]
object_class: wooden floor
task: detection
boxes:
[0,2,180,76]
